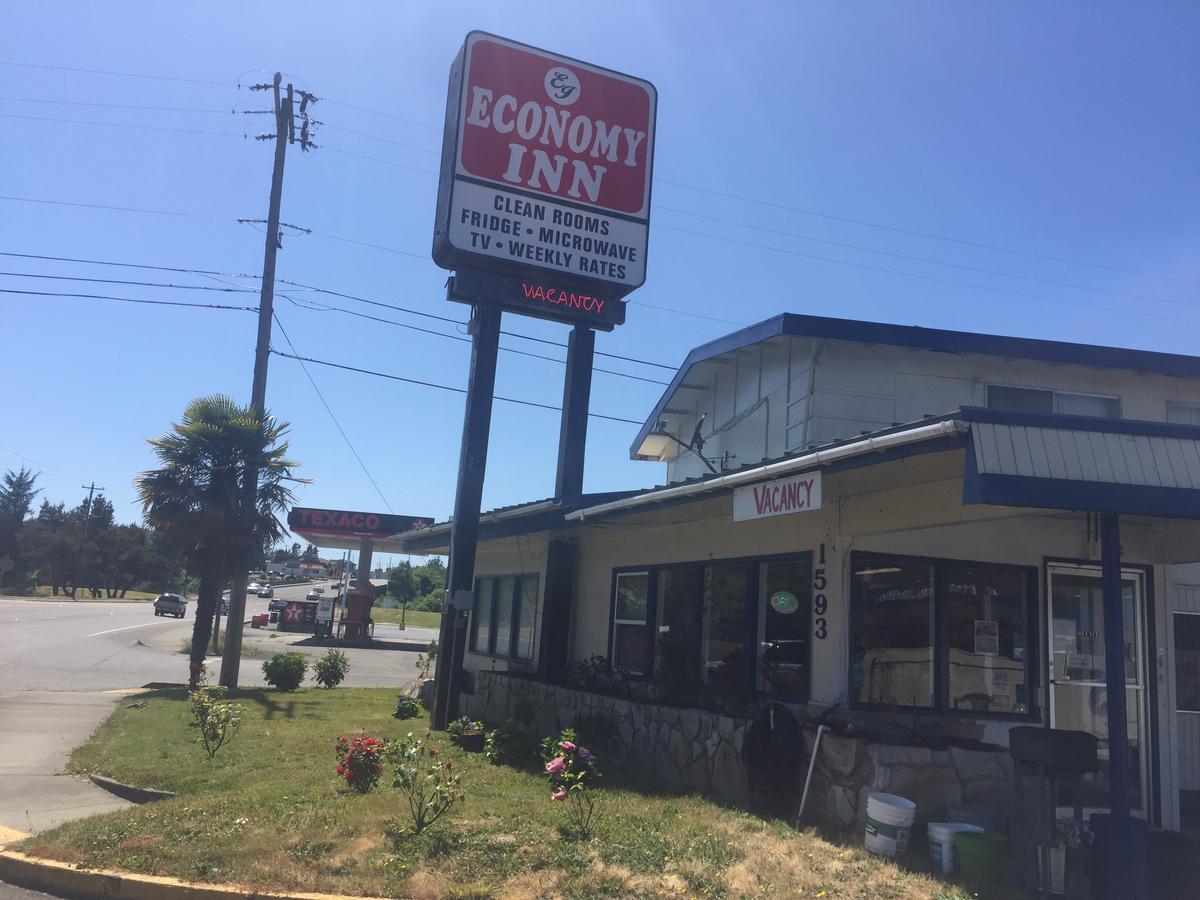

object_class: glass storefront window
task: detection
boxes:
[702,564,747,682]
[945,563,1029,714]
[758,559,812,697]
[612,572,651,675]
[851,560,935,708]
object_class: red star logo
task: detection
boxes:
[283,604,303,622]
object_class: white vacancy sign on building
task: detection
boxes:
[733,472,822,522]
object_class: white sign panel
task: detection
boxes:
[733,472,822,522]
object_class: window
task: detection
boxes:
[850,553,1035,717]
[987,385,1119,419]
[471,574,539,659]
[1167,402,1200,426]
[852,560,935,708]
[610,554,810,698]
[702,564,747,682]
[611,572,652,676]
[758,559,812,697]
[1176,613,1200,713]
[945,563,1030,714]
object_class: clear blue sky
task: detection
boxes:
[3,2,1199,561]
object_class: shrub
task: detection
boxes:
[394,695,423,720]
[415,640,438,679]
[446,716,484,739]
[484,720,538,767]
[541,727,602,840]
[564,654,625,697]
[313,649,350,688]
[335,735,386,793]
[389,731,463,833]
[188,685,243,759]
[262,652,307,691]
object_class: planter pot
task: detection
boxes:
[455,732,486,752]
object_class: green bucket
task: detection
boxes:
[955,831,1006,880]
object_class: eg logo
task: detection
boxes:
[544,67,580,105]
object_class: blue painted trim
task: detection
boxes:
[631,312,1200,458]
[959,405,1200,440]
[966,472,1200,520]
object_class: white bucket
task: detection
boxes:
[927,822,984,874]
[864,792,917,858]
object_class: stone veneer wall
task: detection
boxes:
[464,672,1014,833]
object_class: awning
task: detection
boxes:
[962,407,1200,519]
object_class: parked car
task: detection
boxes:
[153,593,187,618]
[268,597,288,612]
[312,586,325,594]
[306,589,322,602]
[247,581,260,592]
[257,585,274,598]
[221,591,231,615]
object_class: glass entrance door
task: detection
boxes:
[1047,565,1149,816]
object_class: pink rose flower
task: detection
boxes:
[545,757,566,775]
[560,740,576,752]
[551,788,568,801]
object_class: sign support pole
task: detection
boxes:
[554,325,595,499]
[432,301,503,729]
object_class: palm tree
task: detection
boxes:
[137,396,304,687]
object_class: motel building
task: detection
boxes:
[402,313,1200,844]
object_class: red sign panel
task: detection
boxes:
[433,32,656,302]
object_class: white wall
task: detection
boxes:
[660,336,1200,485]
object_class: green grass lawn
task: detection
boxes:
[0,586,161,601]
[370,607,441,630]
[23,688,988,899]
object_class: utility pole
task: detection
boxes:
[70,482,103,601]
[220,74,309,689]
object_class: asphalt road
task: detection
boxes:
[0,582,435,691]
[0,582,435,897]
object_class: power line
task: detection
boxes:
[0,287,256,311]
[0,195,230,222]
[655,222,1200,327]
[313,123,438,156]
[0,270,258,293]
[0,59,228,86]
[318,145,437,177]
[0,250,679,371]
[0,95,236,114]
[654,205,1190,309]
[654,177,1200,288]
[278,292,670,386]
[272,313,394,512]
[319,97,441,131]
[0,111,244,138]
[270,349,645,425]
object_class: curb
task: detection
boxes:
[0,848,382,900]
[88,774,176,804]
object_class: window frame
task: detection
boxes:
[1174,610,1200,714]
[848,551,1039,720]
[609,569,655,679]
[469,573,540,660]
[986,383,1121,419]
[608,552,812,701]
[1166,401,1200,425]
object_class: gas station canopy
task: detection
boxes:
[286,507,435,553]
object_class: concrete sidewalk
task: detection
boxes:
[0,691,132,833]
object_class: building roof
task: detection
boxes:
[631,313,1200,460]
[398,491,639,554]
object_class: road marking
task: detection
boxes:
[88,621,172,638]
